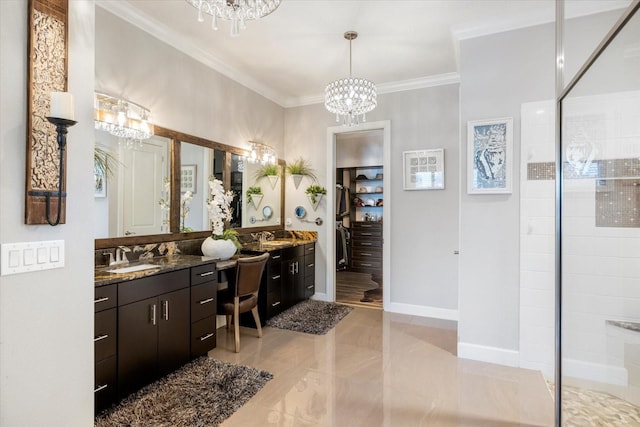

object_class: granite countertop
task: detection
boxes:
[241,238,316,253]
[94,254,217,287]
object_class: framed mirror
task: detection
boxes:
[95,125,285,250]
[262,205,273,219]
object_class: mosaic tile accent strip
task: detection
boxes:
[596,178,640,228]
[527,162,556,180]
[528,159,640,181]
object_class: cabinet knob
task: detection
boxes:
[94,384,108,393]
[199,297,214,305]
[271,275,281,280]
[199,271,215,277]
[272,301,281,307]
[94,297,109,304]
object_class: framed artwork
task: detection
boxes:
[94,168,106,198]
[403,149,445,190]
[181,164,197,193]
[467,117,513,194]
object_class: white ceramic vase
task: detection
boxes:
[201,236,237,260]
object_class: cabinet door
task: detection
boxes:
[158,288,190,377]
[118,296,158,398]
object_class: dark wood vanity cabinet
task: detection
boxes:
[117,270,191,398]
[94,284,117,413]
[94,261,219,413]
[244,242,316,327]
[189,262,217,358]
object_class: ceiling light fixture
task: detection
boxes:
[94,92,153,148]
[325,31,377,127]
[185,0,281,37]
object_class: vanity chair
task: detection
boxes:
[217,252,270,352]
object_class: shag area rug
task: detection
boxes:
[266,299,353,335]
[95,357,272,427]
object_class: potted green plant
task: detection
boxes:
[255,164,281,189]
[285,157,317,189]
[305,184,327,211]
[246,186,263,209]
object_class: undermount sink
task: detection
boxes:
[105,264,161,274]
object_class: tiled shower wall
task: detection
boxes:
[520,91,640,386]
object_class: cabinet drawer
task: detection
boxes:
[95,285,117,312]
[304,282,315,299]
[266,291,283,318]
[352,248,382,260]
[118,269,189,306]
[352,222,382,230]
[352,239,382,249]
[191,263,217,286]
[268,250,283,265]
[191,316,216,358]
[304,254,315,278]
[95,308,117,362]
[352,229,382,239]
[266,267,282,293]
[95,355,117,414]
[191,282,217,322]
[304,243,315,255]
[352,259,382,270]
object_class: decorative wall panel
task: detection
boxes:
[26,0,68,224]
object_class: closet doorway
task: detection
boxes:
[335,130,384,309]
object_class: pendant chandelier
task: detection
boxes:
[325,31,377,127]
[185,0,281,37]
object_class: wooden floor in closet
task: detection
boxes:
[336,270,382,309]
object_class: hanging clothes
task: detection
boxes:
[335,185,350,218]
[336,223,350,270]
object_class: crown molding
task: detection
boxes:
[97,2,460,110]
[284,72,461,108]
[95,0,290,107]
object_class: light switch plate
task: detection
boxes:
[1,240,65,276]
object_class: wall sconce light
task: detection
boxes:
[246,141,276,165]
[27,92,77,226]
[94,92,153,148]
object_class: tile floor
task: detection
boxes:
[209,307,554,426]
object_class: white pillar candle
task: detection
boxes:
[49,92,75,121]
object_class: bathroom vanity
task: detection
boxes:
[93,256,217,413]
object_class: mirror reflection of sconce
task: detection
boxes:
[94,92,153,149]
[27,92,77,226]
[294,205,323,226]
[249,205,274,224]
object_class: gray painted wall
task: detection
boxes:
[96,7,285,156]
[0,1,95,425]
[285,84,460,315]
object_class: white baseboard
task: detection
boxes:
[311,292,329,302]
[386,302,459,321]
[564,358,628,386]
[458,342,520,367]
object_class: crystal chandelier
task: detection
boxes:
[185,0,281,37]
[325,31,377,127]
[247,141,276,165]
[94,92,153,148]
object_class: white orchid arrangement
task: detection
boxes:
[206,178,234,237]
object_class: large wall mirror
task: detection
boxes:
[95,125,284,249]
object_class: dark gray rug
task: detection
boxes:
[95,357,272,427]
[266,299,353,335]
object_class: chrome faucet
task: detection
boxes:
[114,246,131,265]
